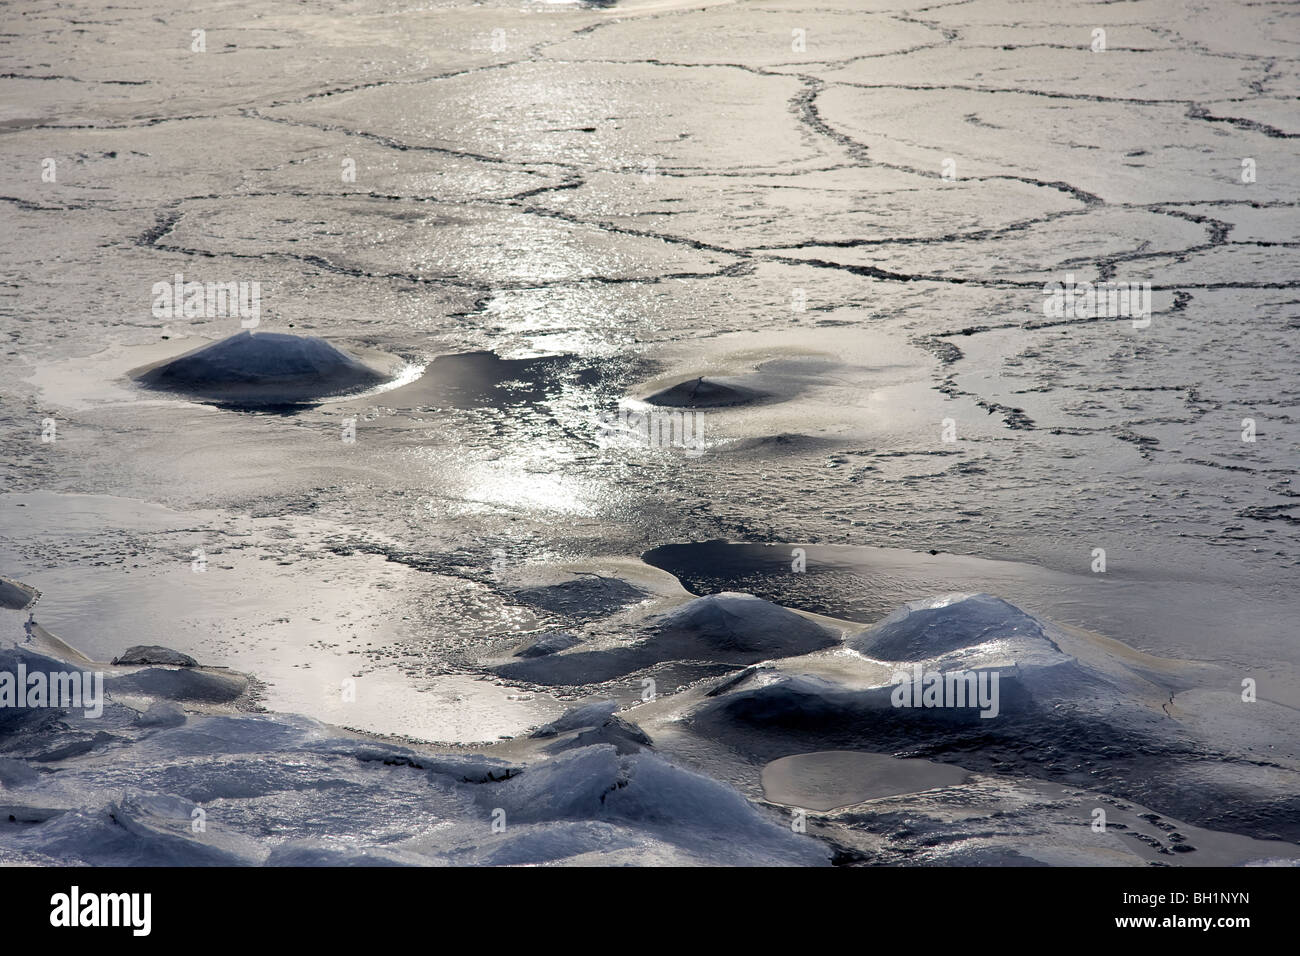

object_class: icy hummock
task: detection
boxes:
[0,576,39,612]
[0,638,827,866]
[131,331,388,404]
[652,591,841,656]
[643,376,767,408]
[495,591,840,685]
[849,593,1067,668]
[687,593,1300,845]
[514,632,582,658]
[5,588,1298,866]
[530,699,654,755]
[112,645,198,667]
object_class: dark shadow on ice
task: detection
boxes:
[107,668,247,705]
[513,632,583,658]
[510,575,648,621]
[384,351,598,410]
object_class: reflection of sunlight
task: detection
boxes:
[460,463,598,515]
[478,286,662,358]
[530,0,731,10]
[410,209,633,285]
[399,356,615,519]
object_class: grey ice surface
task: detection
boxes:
[0,0,1297,866]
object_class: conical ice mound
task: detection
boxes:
[132,331,387,404]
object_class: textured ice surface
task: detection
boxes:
[514,632,582,658]
[1,0,1297,866]
[688,594,1300,846]
[2,586,1296,865]
[0,641,825,866]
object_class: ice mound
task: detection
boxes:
[0,756,40,788]
[107,667,247,704]
[532,699,620,735]
[514,632,582,658]
[0,723,822,865]
[688,592,1134,759]
[0,576,39,611]
[136,700,187,728]
[692,670,1022,749]
[113,645,197,667]
[530,700,652,755]
[467,745,826,866]
[688,594,1300,842]
[0,639,827,866]
[494,591,839,686]
[643,376,766,408]
[651,592,840,656]
[849,593,1068,669]
[131,331,387,404]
